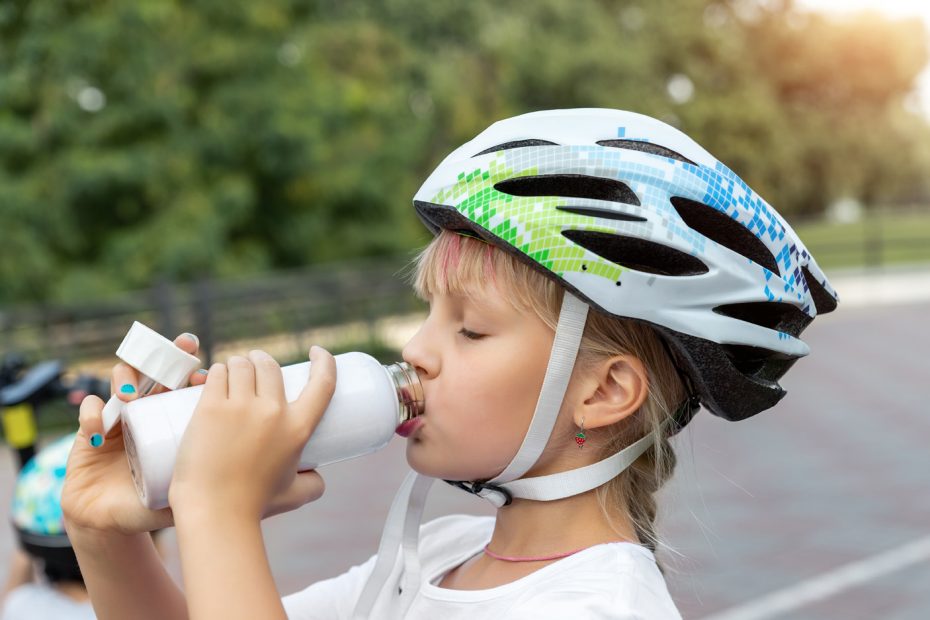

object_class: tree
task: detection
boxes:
[1,0,927,304]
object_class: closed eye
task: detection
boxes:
[458,327,486,341]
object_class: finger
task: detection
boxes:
[227,356,256,402]
[291,346,336,440]
[78,395,109,448]
[110,363,141,403]
[248,350,285,401]
[263,471,326,518]
[172,332,202,390]
[174,333,200,356]
[189,368,209,387]
[201,363,228,402]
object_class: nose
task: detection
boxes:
[402,320,439,381]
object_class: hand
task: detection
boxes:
[62,334,207,535]
[168,347,335,521]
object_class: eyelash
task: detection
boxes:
[458,327,485,341]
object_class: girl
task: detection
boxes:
[61,109,838,619]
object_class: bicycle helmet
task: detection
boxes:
[413,108,838,423]
[10,432,84,583]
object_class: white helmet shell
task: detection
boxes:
[414,109,838,420]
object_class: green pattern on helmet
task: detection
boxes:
[431,152,624,281]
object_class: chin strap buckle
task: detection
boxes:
[443,479,513,507]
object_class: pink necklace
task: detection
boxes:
[482,544,590,563]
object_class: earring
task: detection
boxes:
[574,417,587,448]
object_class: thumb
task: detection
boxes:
[264,471,326,519]
[291,470,326,505]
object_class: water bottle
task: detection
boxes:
[111,326,423,510]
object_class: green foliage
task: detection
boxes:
[1,0,928,304]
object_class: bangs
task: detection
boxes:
[413,231,496,299]
[411,230,562,324]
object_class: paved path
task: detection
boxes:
[0,266,927,618]
[659,298,930,618]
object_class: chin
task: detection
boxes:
[404,442,497,482]
[405,442,449,478]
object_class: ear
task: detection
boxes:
[575,355,649,430]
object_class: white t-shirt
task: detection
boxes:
[282,514,682,619]
[1,583,96,620]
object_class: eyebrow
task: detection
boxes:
[460,289,519,319]
[418,288,505,317]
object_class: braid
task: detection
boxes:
[612,433,678,572]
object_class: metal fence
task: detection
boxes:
[791,210,930,270]
[809,236,929,269]
[0,256,421,367]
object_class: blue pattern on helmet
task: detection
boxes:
[11,433,77,537]
[493,144,823,314]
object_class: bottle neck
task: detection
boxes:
[384,362,424,424]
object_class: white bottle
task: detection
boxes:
[121,352,423,509]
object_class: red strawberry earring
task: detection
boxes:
[574,417,587,448]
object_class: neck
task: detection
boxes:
[487,487,639,559]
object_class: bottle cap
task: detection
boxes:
[102,322,202,434]
[116,322,201,390]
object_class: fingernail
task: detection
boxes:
[310,345,320,356]
[197,369,208,375]
[182,333,200,348]
[120,384,136,395]
[89,433,104,448]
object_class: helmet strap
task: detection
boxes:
[489,292,589,484]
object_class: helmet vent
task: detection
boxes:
[713,302,812,337]
[561,229,708,276]
[720,344,799,382]
[556,205,646,223]
[473,139,558,156]
[801,266,838,314]
[495,174,641,206]
[670,197,779,274]
[597,140,696,166]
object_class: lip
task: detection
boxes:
[395,417,424,438]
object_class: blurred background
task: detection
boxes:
[0,0,928,618]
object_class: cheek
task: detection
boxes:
[408,353,546,479]
[453,353,541,424]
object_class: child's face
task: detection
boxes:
[401,284,556,481]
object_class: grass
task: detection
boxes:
[791,210,930,271]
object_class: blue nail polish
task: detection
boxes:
[197,369,208,375]
[120,384,136,394]
[90,434,104,448]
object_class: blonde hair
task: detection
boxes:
[412,231,686,565]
